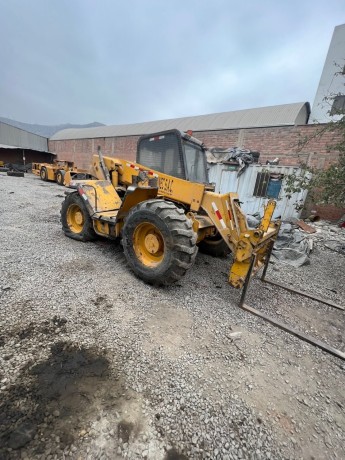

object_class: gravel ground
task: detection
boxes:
[0,173,344,460]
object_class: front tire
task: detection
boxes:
[40,167,48,181]
[60,192,96,241]
[122,199,197,285]
[56,169,65,185]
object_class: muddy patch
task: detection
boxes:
[93,295,113,310]
[0,341,140,458]
[0,316,68,349]
[117,420,134,443]
[165,448,189,459]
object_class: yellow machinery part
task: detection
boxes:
[45,167,56,181]
[31,163,41,176]
[63,170,72,186]
[66,152,280,290]
[66,203,85,233]
[259,200,276,232]
[90,155,206,212]
[75,180,122,213]
[133,222,165,267]
[93,220,111,237]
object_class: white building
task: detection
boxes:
[310,23,345,123]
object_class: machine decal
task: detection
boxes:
[212,202,227,229]
[78,188,88,201]
[225,200,232,220]
[159,177,174,195]
[126,163,158,178]
[126,163,140,171]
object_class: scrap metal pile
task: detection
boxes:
[246,214,345,267]
[206,146,261,175]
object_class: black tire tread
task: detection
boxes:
[56,169,65,186]
[122,199,197,286]
[60,192,96,242]
[40,167,48,181]
[198,233,230,257]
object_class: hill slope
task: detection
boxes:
[0,116,105,138]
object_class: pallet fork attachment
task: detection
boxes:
[239,243,345,361]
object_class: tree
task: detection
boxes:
[284,66,345,208]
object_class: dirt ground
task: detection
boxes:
[0,173,344,460]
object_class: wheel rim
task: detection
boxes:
[66,204,84,233]
[133,222,164,267]
[57,173,61,183]
[41,169,46,179]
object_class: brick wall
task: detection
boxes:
[48,124,344,220]
[194,124,342,169]
[48,124,342,170]
[49,136,140,170]
[313,205,344,221]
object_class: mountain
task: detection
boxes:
[0,116,105,138]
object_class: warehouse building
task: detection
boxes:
[48,100,343,221]
[48,100,341,172]
[0,121,53,165]
[49,102,314,168]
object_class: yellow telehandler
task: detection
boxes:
[60,129,344,360]
[61,129,279,289]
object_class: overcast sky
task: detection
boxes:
[0,0,344,126]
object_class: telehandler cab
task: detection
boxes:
[61,129,279,289]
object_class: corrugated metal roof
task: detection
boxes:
[0,143,18,149]
[0,122,49,152]
[50,102,310,141]
[0,143,55,154]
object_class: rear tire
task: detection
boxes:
[56,169,65,185]
[61,192,96,241]
[40,167,48,181]
[198,233,230,257]
[122,199,197,285]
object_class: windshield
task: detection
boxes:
[137,133,185,179]
[183,140,208,183]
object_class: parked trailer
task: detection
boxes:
[32,160,89,186]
